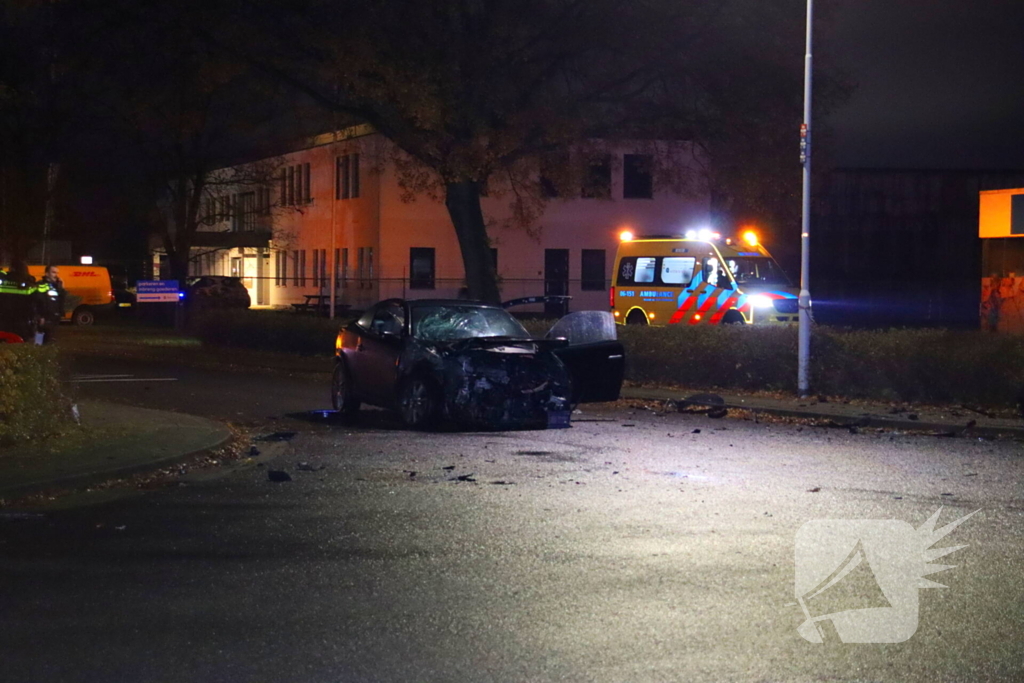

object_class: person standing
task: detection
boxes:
[38,265,65,343]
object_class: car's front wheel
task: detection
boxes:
[398,374,441,429]
[331,360,360,414]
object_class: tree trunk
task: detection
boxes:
[168,250,190,285]
[444,180,500,304]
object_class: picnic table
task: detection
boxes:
[291,295,351,316]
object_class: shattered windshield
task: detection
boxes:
[411,305,530,342]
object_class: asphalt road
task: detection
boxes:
[0,356,1022,681]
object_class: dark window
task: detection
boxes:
[279,173,287,206]
[623,154,653,199]
[582,154,611,198]
[341,156,351,199]
[319,249,327,287]
[369,301,405,336]
[1013,194,1024,235]
[341,247,349,287]
[351,154,360,198]
[281,249,288,286]
[303,163,311,203]
[410,248,435,289]
[539,176,559,198]
[339,158,348,201]
[291,250,299,286]
[581,249,606,290]
[312,248,319,285]
[287,166,295,206]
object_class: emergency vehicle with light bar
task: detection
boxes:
[610,229,798,325]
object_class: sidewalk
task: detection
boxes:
[620,385,1024,438]
[0,400,232,500]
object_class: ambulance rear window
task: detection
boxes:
[617,256,696,286]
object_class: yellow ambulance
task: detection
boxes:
[610,230,798,326]
[28,265,115,325]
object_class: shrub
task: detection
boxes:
[0,344,75,446]
[191,309,349,356]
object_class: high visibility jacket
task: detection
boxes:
[0,270,57,340]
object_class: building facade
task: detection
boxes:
[167,125,710,312]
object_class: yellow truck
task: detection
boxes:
[610,230,798,326]
[28,265,115,325]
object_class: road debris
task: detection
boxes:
[267,470,292,482]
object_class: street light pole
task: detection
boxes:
[798,0,814,397]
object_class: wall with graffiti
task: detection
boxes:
[980,276,1024,333]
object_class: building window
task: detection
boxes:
[234,192,256,232]
[299,250,307,286]
[281,249,288,285]
[623,154,653,199]
[312,248,319,286]
[582,154,612,198]
[274,251,281,286]
[336,154,360,200]
[367,247,373,280]
[409,248,436,289]
[319,249,327,287]
[292,250,300,286]
[351,154,360,198]
[341,247,349,288]
[282,164,309,206]
[581,249,606,291]
[357,247,365,287]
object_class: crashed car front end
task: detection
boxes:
[401,339,573,430]
[447,344,572,429]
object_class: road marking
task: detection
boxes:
[70,375,178,383]
[70,374,134,380]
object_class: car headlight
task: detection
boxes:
[749,294,774,309]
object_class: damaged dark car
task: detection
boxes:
[331,298,624,429]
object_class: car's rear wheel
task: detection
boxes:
[399,374,441,429]
[331,360,360,414]
[722,310,746,325]
[72,306,95,326]
[626,309,649,325]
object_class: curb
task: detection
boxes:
[0,427,236,501]
[623,391,1024,439]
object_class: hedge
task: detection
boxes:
[0,344,75,446]
[618,325,1024,407]
[191,309,349,356]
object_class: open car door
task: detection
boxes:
[547,311,624,403]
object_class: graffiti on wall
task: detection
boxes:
[981,276,1024,333]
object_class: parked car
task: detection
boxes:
[185,276,251,310]
[332,298,624,429]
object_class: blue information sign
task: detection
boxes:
[137,280,180,303]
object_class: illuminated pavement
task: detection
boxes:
[1,357,1022,681]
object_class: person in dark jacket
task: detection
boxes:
[38,265,65,343]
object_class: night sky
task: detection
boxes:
[829,0,1024,169]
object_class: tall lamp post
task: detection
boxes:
[798,0,814,397]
